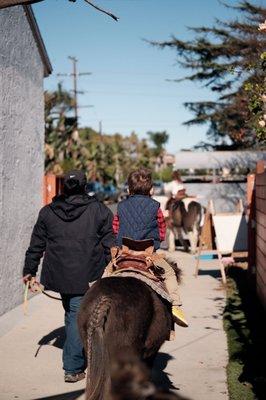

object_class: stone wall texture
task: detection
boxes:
[0,6,44,315]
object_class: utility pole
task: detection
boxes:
[99,120,102,135]
[69,56,78,126]
[57,57,92,129]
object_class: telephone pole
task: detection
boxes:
[57,57,92,129]
[99,120,103,135]
[69,56,78,125]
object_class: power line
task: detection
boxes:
[87,119,181,124]
[85,90,185,98]
[81,121,181,127]
[89,69,178,77]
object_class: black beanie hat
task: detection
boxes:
[64,170,87,195]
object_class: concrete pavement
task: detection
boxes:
[155,251,228,400]
[0,251,228,400]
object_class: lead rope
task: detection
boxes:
[23,281,30,315]
[23,278,61,315]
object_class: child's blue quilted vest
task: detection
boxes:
[116,195,160,250]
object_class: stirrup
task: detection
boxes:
[172,306,189,328]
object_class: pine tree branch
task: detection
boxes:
[187,25,231,38]
[83,0,119,21]
[148,0,265,149]
[220,0,266,17]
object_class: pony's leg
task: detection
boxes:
[167,228,176,252]
[188,225,198,254]
[178,228,189,252]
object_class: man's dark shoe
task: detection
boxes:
[64,372,85,383]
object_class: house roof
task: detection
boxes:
[0,1,52,77]
[0,1,44,9]
[175,151,266,170]
[23,5,52,77]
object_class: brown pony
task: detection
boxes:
[78,276,174,400]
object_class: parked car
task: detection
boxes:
[85,181,105,202]
[103,183,121,203]
[153,180,165,196]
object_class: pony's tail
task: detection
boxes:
[85,296,111,400]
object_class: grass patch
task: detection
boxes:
[224,266,266,400]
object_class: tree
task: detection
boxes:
[150,1,266,149]
[147,131,169,156]
[1,1,119,21]
[147,131,169,175]
[244,21,266,143]
[45,83,77,174]
[45,88,155,181]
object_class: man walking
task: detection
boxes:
[23,170,115,382]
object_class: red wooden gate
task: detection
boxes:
[43,175,64,205]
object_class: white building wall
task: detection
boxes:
[0,6,44,315]
[175,151,266,170]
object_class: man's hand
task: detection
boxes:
[22,275,39,293]
[22,274,32,284]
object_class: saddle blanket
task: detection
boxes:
[109,270,172,303]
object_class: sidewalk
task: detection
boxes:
[0,251,228,400]
[155,251,228,400]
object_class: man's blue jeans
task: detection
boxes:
[61,294,86,374]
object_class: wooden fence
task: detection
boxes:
[255,161,266,309]
[248,161,266,310]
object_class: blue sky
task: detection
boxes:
[33,0,261,153]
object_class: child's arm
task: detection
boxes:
[157,208,166,242]
[112,214,119,235]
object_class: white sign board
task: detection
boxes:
[212,214,248,253]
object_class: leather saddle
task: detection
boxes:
[110,237,164,282]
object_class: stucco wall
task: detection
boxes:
[0,6,44,315]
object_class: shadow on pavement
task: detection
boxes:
[35,326,65,357]
[198,269,221,279]
[152,352,179,392]
[32,350,190,400]
[32,389,84,400]
[33,335,190,399]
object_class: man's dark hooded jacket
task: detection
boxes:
[23,194,115,294]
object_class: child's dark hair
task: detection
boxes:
[128,168,153,195]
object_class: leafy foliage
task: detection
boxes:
[44,86,170,182]
[147,131,169,157]
[45,83,77,174]
[244,50,266,143]
[150,1,266,149]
